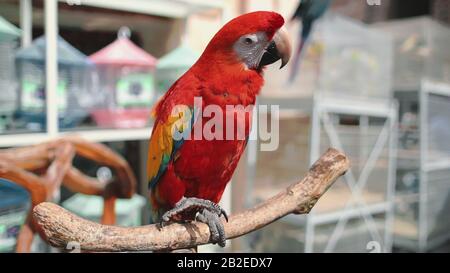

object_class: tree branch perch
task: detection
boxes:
[32,148,349,252]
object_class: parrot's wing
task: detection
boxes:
[147,106,195,190]
[147,76,200,190]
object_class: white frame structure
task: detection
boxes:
[246,96,398,253]
[306,96,398,253]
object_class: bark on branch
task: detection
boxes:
[32,148,349,252]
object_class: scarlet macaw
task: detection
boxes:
[147,11,291,247]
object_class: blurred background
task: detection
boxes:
[0,0,450,253]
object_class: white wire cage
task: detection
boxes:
[15,35,95,131]
[375,16,450,92]
[245,100,398,253]
[374,17,450,252]
[393,81,450,252]
[263,12,393,104]
[239,12,397,253]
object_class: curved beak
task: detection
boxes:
[258,27,292,70]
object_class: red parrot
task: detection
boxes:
[147,11,291,247]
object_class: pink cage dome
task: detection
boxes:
[89,31,157,67]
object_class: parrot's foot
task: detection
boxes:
[160,197,228,247]
[196,208,227,247]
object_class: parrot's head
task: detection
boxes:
[200,11,291,73]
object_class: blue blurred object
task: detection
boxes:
[15,35,91,66]
[288,0,332,84]
[14,111,88,130]
[0,179,30,253]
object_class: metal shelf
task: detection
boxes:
[0,127,152,147]
[424,159,450,172]
[62,127,152,143]
[0,133,50,148]
[57,0,224,18]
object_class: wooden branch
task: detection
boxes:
[0,159,48,206]
[0,144,52,170]
[63,168,106,196]
[33,148,349,252]
[60,137,136,199]
[43,141,75,195]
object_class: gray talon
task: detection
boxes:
[221,209,229,222]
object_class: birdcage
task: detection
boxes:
[388,81,450,253]
[89,28,157,129]
[15,35,94,131]
[373,17,450,252]
[155,45,199,97]
[264,12,392,104]
[238,13,397,253]
[375,17,450,91]
[0,16,20,133]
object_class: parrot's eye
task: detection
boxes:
[244,37,254,45]
[242,34,258,45]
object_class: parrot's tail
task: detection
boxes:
[148,191,164,224]
[287,38,306,85]
[287,20,314,86]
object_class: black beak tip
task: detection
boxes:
[258,41,279,69]
[259,40,290,71]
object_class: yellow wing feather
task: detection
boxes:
[147,109,191,185]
